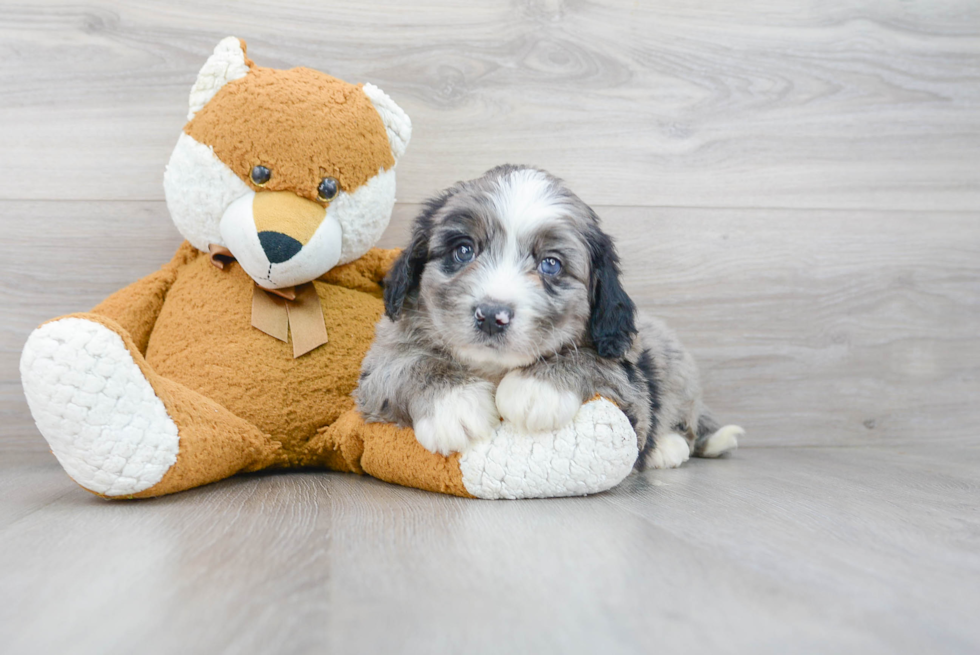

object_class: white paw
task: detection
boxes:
[701,424,742,458]
[413,382,499,456]
[645,432,691,469]
[495,370,582,433]
[19,318,180,496]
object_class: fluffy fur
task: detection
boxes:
[356,165,741,466]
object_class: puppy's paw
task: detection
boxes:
[495,371,582,433]
[644,432,691,470]
[413,383,499,456]
[700,424,742,458]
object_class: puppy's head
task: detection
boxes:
[385,165,636,370]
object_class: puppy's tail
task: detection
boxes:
[691,411,743,459]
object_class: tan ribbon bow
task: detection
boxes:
[208,244,328,358]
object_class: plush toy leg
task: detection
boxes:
[308,398,639,500]
[20,314,279,499]
[304,409,474,496]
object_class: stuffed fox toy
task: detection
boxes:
[19,38,638,500]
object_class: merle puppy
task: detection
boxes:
[355,165,741,469]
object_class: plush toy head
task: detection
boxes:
[163,37,411,289]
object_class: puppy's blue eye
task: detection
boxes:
[538,257,562,276]
[453,243,475,264]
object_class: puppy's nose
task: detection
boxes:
[258,231,302,263]
[474,303,514,336]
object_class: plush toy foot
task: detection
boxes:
[458,397,638,499]
[21,317,181,496]
[21,315,278,498]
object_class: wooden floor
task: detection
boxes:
[1,2,978,653]
[3,444,979,654]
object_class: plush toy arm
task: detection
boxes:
[318,247,401,295]
[90,242,196,354]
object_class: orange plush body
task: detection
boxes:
[54,244,472,498]
[20,38,638,500]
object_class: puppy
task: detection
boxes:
[355,165,742,469]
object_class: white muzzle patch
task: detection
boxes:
[219,191,343,289]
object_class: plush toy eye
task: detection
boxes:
[453,242,475,264]
[317,177,339,202]
[538,257,562,276]
[250,165,271,186]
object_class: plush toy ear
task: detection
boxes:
[586,221,638,358]
[362,83,413,162]
[187,37,252,120]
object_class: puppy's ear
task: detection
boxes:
[383,229,427,320]
[383,189,455,320]
[586,222,637,358]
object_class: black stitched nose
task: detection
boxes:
[258,231,303,264]
[474,303,514,337]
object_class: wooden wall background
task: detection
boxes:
[1,0,978,451]
[2,3,980,653]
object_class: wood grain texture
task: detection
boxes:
[2,2,979,653]
[2,446,979,655]
[0,1,978,209]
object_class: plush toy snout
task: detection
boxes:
[253,191,328,258]
[220,189,343,289]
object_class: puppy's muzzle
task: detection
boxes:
[474,303,513,337]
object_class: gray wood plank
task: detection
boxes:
[0,1,977,209]
[1,446,977,654]
[603,206,980,447]
[2,5,978,653]
[3,201,977,451]
[0,451,78,529]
